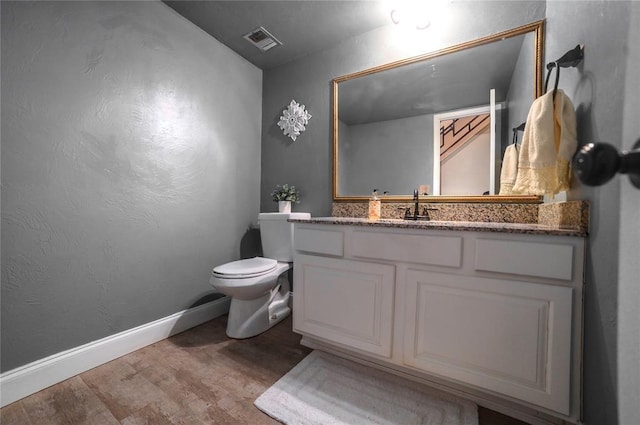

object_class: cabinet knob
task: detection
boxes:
[573,139,640,188]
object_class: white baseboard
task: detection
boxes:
[0,296,230,408]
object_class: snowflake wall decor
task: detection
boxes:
[277,99,312,141]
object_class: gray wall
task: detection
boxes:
[618,5,640,423]
[340,114,433,196]
[545,2,637,423]
[261,1,546,215]
[1,1,262,371]
[337,119,350,195]
[504,32,536,154]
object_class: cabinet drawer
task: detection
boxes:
[352,230,462,267]
[294,227,344,256]
[475,239,574,280]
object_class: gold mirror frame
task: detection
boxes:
[332,20,545,203]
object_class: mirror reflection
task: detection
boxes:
[333,21,544,202]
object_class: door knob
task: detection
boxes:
[573,139,640,188]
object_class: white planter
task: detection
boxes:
[278,201,292,213]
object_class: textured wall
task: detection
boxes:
[1,1,262,371]
[545,1,636,423]
[340,114,433,196]
[504,32,535,154]
[617,3,640,423]
[260,1,546,215]
[546,1,640,425]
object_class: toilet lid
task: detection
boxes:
[213,257,278,277]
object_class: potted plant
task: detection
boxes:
[271,184,300,213]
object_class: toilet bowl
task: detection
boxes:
[209,212,310,338]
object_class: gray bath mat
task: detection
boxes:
[254,350,478,425]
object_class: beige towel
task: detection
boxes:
[499,144,519,195]
[512,89,577,196]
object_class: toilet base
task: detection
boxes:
[225,273,291,339]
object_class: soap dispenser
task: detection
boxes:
[368,189,381,221]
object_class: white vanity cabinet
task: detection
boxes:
[292,254,395,357]
[292,226,396,358]
[292,221,585,425]
[403,270,573,415]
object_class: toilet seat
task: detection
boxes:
[212,257,278,279]
[210,261,291,301]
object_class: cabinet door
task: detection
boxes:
[293,254,395,357]
[403,270,572,415]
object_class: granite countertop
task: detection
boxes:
[289,216,587,237]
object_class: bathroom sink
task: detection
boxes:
[376,218,449,225]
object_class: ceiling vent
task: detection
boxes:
[243,27,282,52]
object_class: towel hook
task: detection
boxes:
[511,122,525,145]
[514,122,526,132]
[573,139,640,189]
[544,62,561,98]
[544,45,584,98]
[554,44,585,68]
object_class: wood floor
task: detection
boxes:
[1,315,528,425]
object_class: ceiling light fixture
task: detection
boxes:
[388,0,450,30]
[390,7,430,30]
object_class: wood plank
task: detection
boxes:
[0,400,33,425]
[1,315,529,425]
[19,376,118,425]
[80,354,191,422]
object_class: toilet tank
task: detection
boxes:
[258,212,310,262]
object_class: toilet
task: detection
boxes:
[209,212,310,338]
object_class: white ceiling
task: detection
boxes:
[164,0,391,70]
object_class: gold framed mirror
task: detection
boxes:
[332,20,544,203]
